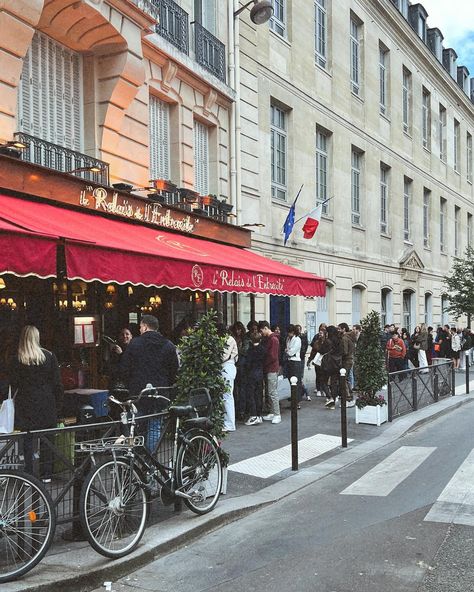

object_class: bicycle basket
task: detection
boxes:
[188,388,212,417]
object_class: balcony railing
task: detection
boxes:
[130,0,160,22]
[194,22,226,83]
[14,133,110,186]
[154,0,189,54]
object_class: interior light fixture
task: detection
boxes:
[1,140,28,150]
[68,165,104,174]
[0,278,5,290]
[234,0,273,25]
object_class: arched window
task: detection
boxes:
[441,295,449,326]
[381,288,393,327]
[402,289,416,332]
[424,292,433,326]
[352,285,365,325]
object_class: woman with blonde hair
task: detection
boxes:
[9,325,63,480]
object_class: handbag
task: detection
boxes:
[0,386,16,434]
[413,343,421,350]
[313,352,324,366]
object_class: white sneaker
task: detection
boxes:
[257,416,263,423]
[346,400,356,408]
[245,416,260,426]
[271,415,282,424]
[262,414,274,421]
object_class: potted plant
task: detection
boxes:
[354,310,388,426]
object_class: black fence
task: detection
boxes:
[387,360,454,421]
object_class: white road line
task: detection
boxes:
[425,449,474,526]
[341,446,436,497]
[228,434,353,479]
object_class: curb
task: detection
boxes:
[5,390,474,592]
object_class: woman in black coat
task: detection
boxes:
[9,325,63,480]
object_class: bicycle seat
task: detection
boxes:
[168,404,195,417]
[184,417,213,431]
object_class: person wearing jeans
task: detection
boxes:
[258,321,281,425]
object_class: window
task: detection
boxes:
[314,0,327,68]
[454,119,460,172]
[423,188,431,248]
[350,17,361,95]
[418,14,427,42]
[440,197,447,253]
[441,294,449,325]
[194,0,217,34]
[379,44,388,115]
[380,164,389,233]
[403,290,415,333]
[193,120,209,195]
[149,96,170,181]
[468,213,473,248]
[18,32,82,151]
[424,293,432,326]
[402,67,411,133]
[422,88,431,149]
[467,132,473,183]
[352,286,364,326]
[271,104,287,200]
[270,0,286,37]
[403,177,412,242]
[439,105,447,161]
[351,148,362,225]
[316,129,329,214]
[454,205,460,256]
[381,288,392,326]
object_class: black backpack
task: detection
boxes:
[321,349,342,374]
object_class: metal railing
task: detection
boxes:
[131,0,160,22]
[387,360,453,421]
[194,22,226,82]
[14,132,110,186]
[149,188,234,222]
[154,0,189,54]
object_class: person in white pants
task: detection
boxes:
[218,326,239,432]
[417,323,429,370]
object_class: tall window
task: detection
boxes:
[18,31,82,151]
[423,188,431,248]
[381,288,392,326]
[439,105,447,161]
[271,104,287,200]
[380,164,388,233]
[403,177,412,242]
[468,213,473,248]
[441,295,449,326]
[314,0,327,68]
[440,197,446,253]
[316,129,329,214]
[422,88,431,149]
[454,205,460,256]
[454,119,460,172]
[350,17,361,95]
[467,132,473,183]
[402,67,411,133]
[194,0,217,34]
[149,96,170,181]
[270,0,286,36]
[352,286,363,325]
[379,44,388,115]
[424,293,432,326]
[351,148,362,225]
[193,120,209,195]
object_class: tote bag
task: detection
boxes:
[0,386,16,434]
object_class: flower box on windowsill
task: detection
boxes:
[355,404,388,426]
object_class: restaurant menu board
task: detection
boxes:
[73,316,98,346]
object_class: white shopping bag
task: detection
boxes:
[0,387,16,434]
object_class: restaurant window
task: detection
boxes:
[314,0,327,68]
[149,96,170,181]
[440,197,447,253]
[422,87,431,150]
[439,105,447,162]
[270,0,286,37]
[316,129,329,214]
[194,120,209,195]
[402,66,412,134]
[380,164,389,234]
[403,177,412,242]
[351,148,362,225]
[350,16,362,96]
[271,103,287,200]
[18,31,82,151]
[379,43,389,115]
[454,119,460,172]
[423,188,431,248]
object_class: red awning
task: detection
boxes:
[0,217,58,279]
[0,194,326,297]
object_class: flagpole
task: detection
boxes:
[293,196,333,225]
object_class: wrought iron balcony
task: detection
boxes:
[194,22,226,83]
[14,133,110,186]
[154,0,189,55]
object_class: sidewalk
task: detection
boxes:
[4,369,474,592]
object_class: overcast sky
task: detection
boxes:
[422,0,474,75]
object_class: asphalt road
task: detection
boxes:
[90,403,474,592]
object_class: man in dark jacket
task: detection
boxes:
[120,315,178,448]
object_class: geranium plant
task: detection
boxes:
[354,310,388,409]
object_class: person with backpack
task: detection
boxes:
[318,325,343,410]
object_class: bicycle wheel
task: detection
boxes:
[0,470,56,583]
[80,458,148,558]
[176,432,222,515]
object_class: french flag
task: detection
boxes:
[302,204,323,239]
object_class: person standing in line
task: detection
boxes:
[285,325,302,408]
[258,320,281,424]
[230,321,248,421]
[9,325,64,481]
[451,327,462,370]
[120,314,179,449]
[307,324,327,396]
[217,324,239,432]
[244,334,265,426]
[460,328,472,370]
[337,322,356,407]
[415,323,429,370]
[426,326,434,366]
[318,325,343,410]
[386,331,407,380]
[295,324,310,400]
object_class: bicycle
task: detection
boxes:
[78,385,223,558]
[0,468,56,583]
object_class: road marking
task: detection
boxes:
[425,449,474,526]
[341,446,436,497]
[228,434,353,479]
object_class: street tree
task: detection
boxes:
[444,246,474,320]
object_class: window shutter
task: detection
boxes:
[149,96,170,180]
[203,0,217,34]
[194,120,209,195]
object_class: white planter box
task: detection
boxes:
[355,404,388,426]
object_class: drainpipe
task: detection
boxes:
[228,0,241,224]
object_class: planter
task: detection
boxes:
[355,404,388,426]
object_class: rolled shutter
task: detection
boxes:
[193,120,209,195]
[149,95,170,180]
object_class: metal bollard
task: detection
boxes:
[451,363,456,396]
[339,368,347,448]
[290,376,298,471]
[466,355,470,395]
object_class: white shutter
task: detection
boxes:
[203,0,217,35]
[149,95,170,180]
[193,120,209,195]
[17,32,82,151]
